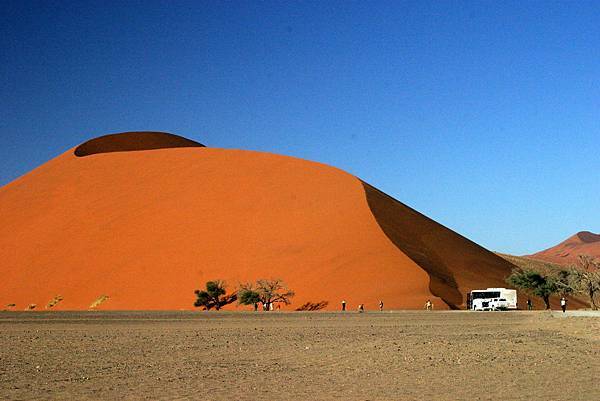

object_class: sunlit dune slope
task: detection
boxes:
[528,231,600,266]
[0,132,516,310]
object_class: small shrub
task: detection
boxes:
[295,301,328,311]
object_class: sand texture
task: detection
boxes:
[1,311,598,400]
[0,132,519,310]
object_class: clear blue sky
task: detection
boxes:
[1,1,598,255]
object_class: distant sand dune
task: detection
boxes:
[529,231,600,265]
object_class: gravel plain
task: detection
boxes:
[1,310,599,400]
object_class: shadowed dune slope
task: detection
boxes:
[363,183,517,309]
[529,231,600,266]
[1,132,516,310]
[74,131,204,157]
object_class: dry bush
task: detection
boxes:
[45,295,63,309]
[89,295,110,309]
[295,301,328,311]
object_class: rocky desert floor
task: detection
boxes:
[1,310,599,400]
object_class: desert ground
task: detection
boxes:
[1,311,599,401]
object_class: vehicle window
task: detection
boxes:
[471,291,502,299]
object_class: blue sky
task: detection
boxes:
[1,1,598,255]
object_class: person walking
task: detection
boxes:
[341,300,346,311]
[425,299,433,311]
[527,299,533,311]
[560,296,567,313]
[379,300,384,311]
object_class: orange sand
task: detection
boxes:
[0,132,517,310]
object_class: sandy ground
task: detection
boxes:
[1,311,598,401]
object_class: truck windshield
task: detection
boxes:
[471,291,501,299]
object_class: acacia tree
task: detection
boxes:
[238,282,261,311]
[569,255,600,310]
[256,278,295,311]
[238,279,295,311]
[194,280,237,310]
[506,269,559,309]
[555,269,575,297]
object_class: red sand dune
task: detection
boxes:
[1,132,519,311]
[528,231,600,266]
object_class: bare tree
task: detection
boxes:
[569,255,600,310]
[255,278,295,311]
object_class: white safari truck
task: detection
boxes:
[467,288,517,311]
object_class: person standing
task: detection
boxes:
[425,299,433,311]
[358,304,364,313]
[341,300,346,311]
[560,297,567,313]
[527,299,533,311]
[379,300,384,311]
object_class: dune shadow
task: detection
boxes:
[74,132,205,157]
[576,231,600,243]
[361,181,517,309]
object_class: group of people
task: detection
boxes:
[341,299,434,312]
[526,297,568,312]
[342,297,570,312]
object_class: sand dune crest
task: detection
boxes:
[74,131,204,157]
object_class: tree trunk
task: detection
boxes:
[589,287,598,310]
[543,296,550,310]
